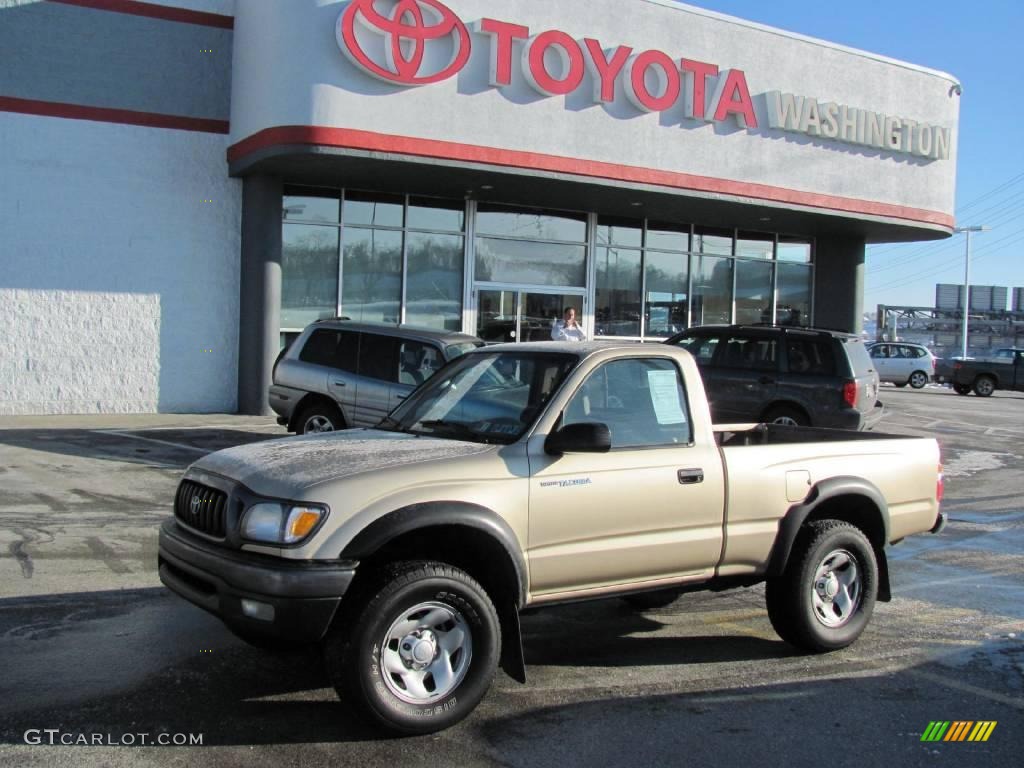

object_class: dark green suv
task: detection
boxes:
[664,325,883,430]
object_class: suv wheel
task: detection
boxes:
[324,561,500,735]
[765,521,878,652]
[973,376,996,397]
[298,402,345,434]
[909,371,928,389]
[763,405,809,427]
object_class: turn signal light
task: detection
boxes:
[842,381,858,408]
[937,464,944,502]
[285,507,323,543]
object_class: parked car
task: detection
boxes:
[866,342,936,388]
[664,325,883,429]
[270,320,484,433]
[160,341,944,734]
[951,350,1024,396]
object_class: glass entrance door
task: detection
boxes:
[476,289,584,343]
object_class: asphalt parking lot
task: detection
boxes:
[0,389,1022,767]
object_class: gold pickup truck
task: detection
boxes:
[158,342,945,734]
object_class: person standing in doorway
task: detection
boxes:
[551,306,585,342]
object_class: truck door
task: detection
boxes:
[526,356,726,596]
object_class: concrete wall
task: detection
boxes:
[230,0,959,229]
[0,113,242,414]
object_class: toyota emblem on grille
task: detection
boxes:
[190,496,203,516]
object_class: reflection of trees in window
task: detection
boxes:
[282,225,338,316]
[342,229,401,323]
[474,239,585,286]
[407,233,464,330]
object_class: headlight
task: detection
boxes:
[241,503,326,544]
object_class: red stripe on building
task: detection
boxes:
[0,96,229,134]
[47,0,233,29]
[227,125,954,229]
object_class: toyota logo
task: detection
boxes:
[190,496,203,516]
[338,0,471,86]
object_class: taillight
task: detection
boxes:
[953,362,962,371]
[937,464,944,502]
[842,380,858,408]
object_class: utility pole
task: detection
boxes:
[953,225,989,359]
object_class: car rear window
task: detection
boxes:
[785,337,836,375]
[841,338,874,378]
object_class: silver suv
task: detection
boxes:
[270,320,483,434]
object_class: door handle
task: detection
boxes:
[677,468,704,484]
[332,381,346,388]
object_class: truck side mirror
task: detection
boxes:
[544,422,612,456]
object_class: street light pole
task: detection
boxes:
[953,225,989,359]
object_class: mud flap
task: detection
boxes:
[499,601,526,683]
[876,546,891,602]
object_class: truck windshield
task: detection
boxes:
[382,351,578,444]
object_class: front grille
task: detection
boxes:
[174,480,228,538]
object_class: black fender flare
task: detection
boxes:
[767,476,892,602]
[341,501,528,683]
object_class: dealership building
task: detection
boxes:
[0,0,960,415]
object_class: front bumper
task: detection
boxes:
[158,519,357,643]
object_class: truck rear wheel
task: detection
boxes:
[323,561,500,735]
[765,521,877,652]
[973,376,996,397]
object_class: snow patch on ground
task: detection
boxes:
[943,451,1018,478]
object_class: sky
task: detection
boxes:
[681,0,1024,312]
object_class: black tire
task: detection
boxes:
[764,520,878,652]
[953,383,971,396]
[323,561,500,735]
[621,590,679,610]
[763,405,809,427]
[973,376,996,398]
[297,401,345,434]
[909,371,929,389]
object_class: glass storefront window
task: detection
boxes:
[644,251,688,337]
[778,236,813,263]
[596,216,643,248]
[735,260,774,325]
[344,191,404,228]
[646,221,689,252]
[777,262,813,326]
[406,232,464,331]
[408,197,465,232]
[475,237,586,286]
[476,205,587,242]
[693,226,734,256]
[692,255,733,325]
[341,228,402,323]
[281,224,339,329]
[736,231,775,260]
[282,186,340,223]
[595,247,642,336]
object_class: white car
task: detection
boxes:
[868,342,936,388]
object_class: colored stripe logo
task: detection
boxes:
[921,721,997,742]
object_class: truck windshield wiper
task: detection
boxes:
[414,420,507,444]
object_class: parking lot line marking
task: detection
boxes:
[98,430,209,454]
[907,669,1024,711]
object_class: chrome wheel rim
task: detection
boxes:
[303,415,335,433]
[380,601,472,704]
[910,372,927,388]
[772,415,799,427]
[811,548,862,628]
[976,379,994,396]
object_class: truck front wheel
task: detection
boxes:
[323,561,500,735]
[973,376,996,397]
[765,521,878,652]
